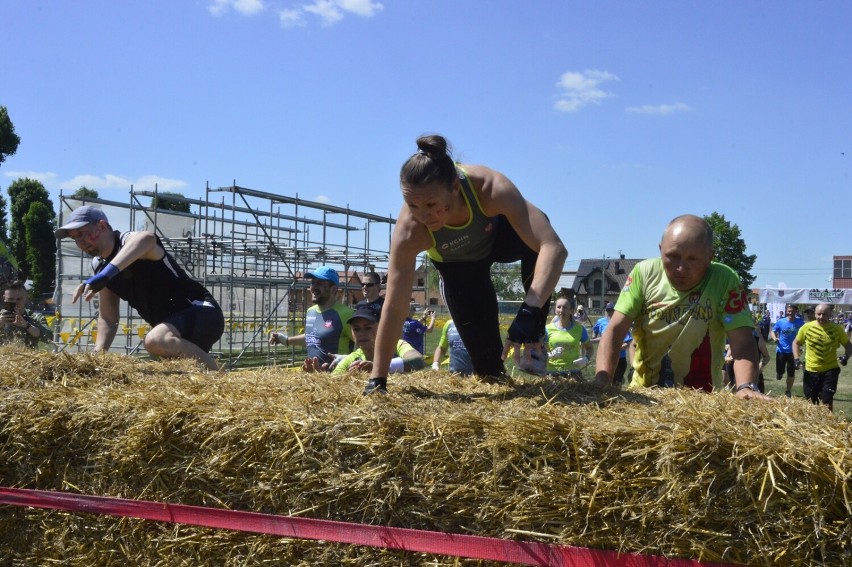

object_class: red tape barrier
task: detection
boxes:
[0,487,737,567]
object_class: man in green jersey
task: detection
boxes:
[594,215,767,399]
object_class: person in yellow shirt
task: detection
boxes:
[334,307,424,376]
[792,303,851,412]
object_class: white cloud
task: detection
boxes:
[2,171,58,185]
[209,0,228,15]
[279,8,306,27]
[279,0,382,28]
[209,0,265,17]
[57,174,188,192]
[626,102,691,116]
[313,194,331,204]
[3,171,188,193]
[132,175,190,191]
[554,69,618,113]
[303,0,344,26]
[337,0,383,17]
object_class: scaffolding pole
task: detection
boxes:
[54,184,396,369]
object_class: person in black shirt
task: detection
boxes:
[355,271,385,319]
[56,206,224,370]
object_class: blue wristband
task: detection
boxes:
[85,263,120,292]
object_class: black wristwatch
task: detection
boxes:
[735,383,759,392]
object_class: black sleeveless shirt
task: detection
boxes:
[92,231,217,325]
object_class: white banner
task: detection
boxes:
[758,288,852,305]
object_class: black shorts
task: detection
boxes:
[802,367,840,405]
[162,301,225,353]
[776,351,796,377]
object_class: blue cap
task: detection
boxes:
[55,206,108,238]
[305,266,339,286]
[605,302,615,310]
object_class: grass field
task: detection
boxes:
[760,341,852,420]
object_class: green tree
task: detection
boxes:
[704,212,756,289]
[0,193,8,243]
[492,262,525,300]
[152,192,191,213]
[0,106,21,166]
[7,177,54,276]
[72,186,99,200]
[24,201,56,296]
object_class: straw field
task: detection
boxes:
[0,346,849,566]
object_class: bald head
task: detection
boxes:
[659,215,714,291]
[661,215,714,252]
[815,303,833,325]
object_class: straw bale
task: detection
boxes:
[0,346,849,566]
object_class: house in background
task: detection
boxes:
[554,271,577,299]
[833,255,852,289]
[572,254,643,313]
[409,263,443,310]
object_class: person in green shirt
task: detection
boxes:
[545,295,593,377]
[594,214,767,399]
[334,307,424,376]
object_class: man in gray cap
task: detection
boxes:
[56,206,224,370]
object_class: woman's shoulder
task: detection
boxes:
[458,164,508,193]
[460,164,521,217]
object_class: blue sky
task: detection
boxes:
[3,0,850,289]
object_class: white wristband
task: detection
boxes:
[389,357,405,374]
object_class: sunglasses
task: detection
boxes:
[362,282,377,288]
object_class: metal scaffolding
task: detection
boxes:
[54,184,396,369]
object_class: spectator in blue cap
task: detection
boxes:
[269,265,353,371]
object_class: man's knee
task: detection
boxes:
[143,326,181,356]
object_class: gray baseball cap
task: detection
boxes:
[55,206,108,238]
